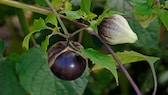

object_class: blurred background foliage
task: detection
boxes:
[0,0,168,95]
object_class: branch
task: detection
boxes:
[45,0,69,35]
[0,0,51,15]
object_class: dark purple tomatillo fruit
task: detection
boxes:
[48,41,87,80]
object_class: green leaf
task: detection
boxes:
[31,18,48,32]
[51,0,63,8]
[131,0,153,15]
[41,35,50,52]
[45,13,58,26]
[129,18,160,54]
[90,20,98,32]
[61,10,84,20]
[86,13,97,21]
[80,48,118,85]
[116,50,159,89]
[0,40,5,55]
[51,0,72,10]
[0,60,27,95]
[22,32,33,49]
[64,1,72,10]
[22,18,48,49]
[80,0,91,13]
[116,51,159,64]
[6,53,19,63]
[61,10,83,20]
[137,14,157,28]
[159,9,168,30]
[116,51,147,64]
[16,47,89,95]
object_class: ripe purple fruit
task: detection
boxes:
[48,41,87,80]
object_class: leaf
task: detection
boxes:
[51,0,63,8]
[80,0,91,13]
[16,47,89,95]
[22,32,33,49]
[129,18,160,53]
[45,13,58,26]
[90,20,98,32]
[137,14,157,28]
[6,53,19,63]
[159,9,168,30]
[86,13,97,21]
[61,10,83,20]
[31,18,48,32]
[22,18,48,49]
[131,0,153,15]
[0,40,5,56]
[80,48,118,85]
[0,60,27,95]
[41,35,50,52]
[116,50,159,90]
[64,1,72,10]
[116,51,159,64]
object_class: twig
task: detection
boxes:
[60,16,87,28]
[15,8,29,36]
[148,63,157,95]
[45,0,69,36]
[0,0,51,15]
[15,8,37,46]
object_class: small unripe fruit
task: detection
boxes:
[98,14,138,45]
[48,41,87,80]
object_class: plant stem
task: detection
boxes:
[45,0,69,36]
[60,16,87,28]
[15,8,29,36]
[15,8,37,46]
[70,28,87,38]
[148,63,157,95]
[0,0,51,15]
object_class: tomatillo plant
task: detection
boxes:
[0,0,164,95]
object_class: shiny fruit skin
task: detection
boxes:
[48,41,87,80]
[50,50,86,80]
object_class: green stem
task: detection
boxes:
[0,0,51,15]
[70,28,88,38]
[15,8,37,46]
[15,8,29,36]
[45,0,69,36]
[148,63,157,95]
